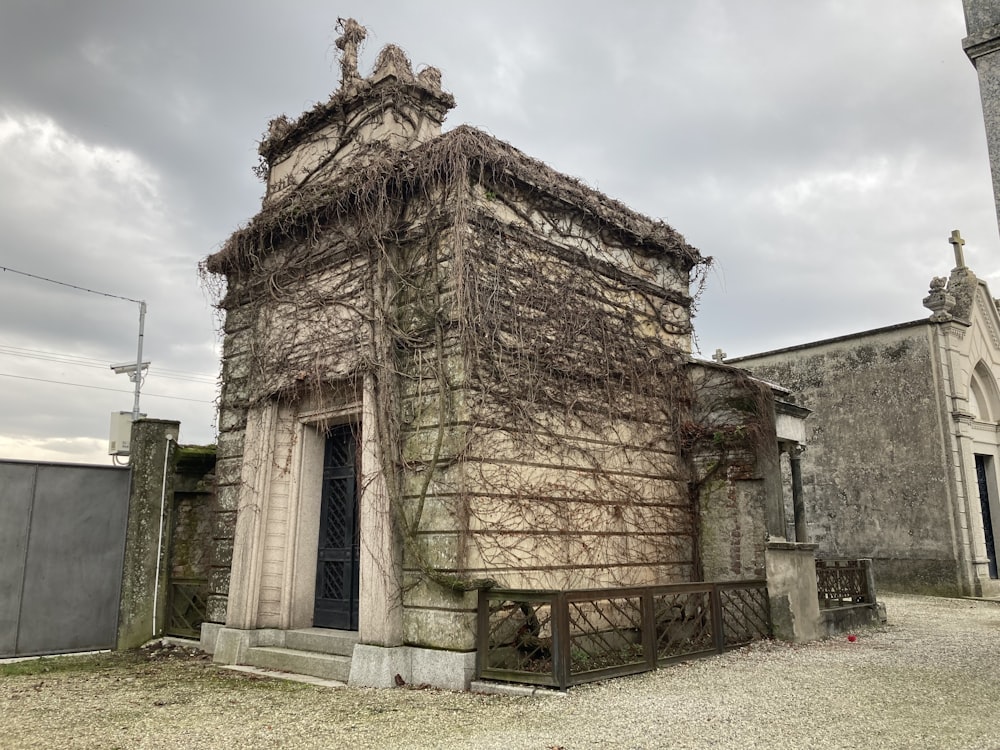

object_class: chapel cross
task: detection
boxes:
[335,18,367,87]
[713,348,727,364]
[949,229,966,268]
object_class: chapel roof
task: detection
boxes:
[206,20,702,275]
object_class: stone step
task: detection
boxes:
[283,627,358,656]
[244,646,352,683]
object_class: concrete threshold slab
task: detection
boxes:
[218,663,347,688]
[0,650,110,664]
[469,680,567,697]
[160,636,201,649]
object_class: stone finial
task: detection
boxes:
[712,348,727,364]
[923,276,956,322]
[950,229,967,268]
[335,17,367,86]
[266,115,292,141]
[372,44,415,83]
[416,66,443,92]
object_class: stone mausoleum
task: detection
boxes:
[200,21,809,689]
[732,237,1000,598]
[730,3,1000,600]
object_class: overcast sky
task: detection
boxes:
[0,1,995,464]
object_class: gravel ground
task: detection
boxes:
[2,593,999,749]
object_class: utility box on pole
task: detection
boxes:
[109,411,145,456]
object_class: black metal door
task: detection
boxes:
[975,454,998,580]
[314,425,361,629]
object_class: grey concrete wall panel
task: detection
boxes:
[0,460,130,657]
[0,463,37,655]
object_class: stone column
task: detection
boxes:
[765,541,821,643]
[963,1,1000,230]
[116,418,180,650]
[790,445,808,544]
[358,373,403,646]
[759,402,787,541]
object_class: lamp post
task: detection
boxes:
[110,300,150,421]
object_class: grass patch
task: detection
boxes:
[0,652,117,677]
[1,645,312,694]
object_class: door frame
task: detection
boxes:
[285,402,361,631]
[974,453,1000,579]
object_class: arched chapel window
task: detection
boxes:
[970,361,1000,423]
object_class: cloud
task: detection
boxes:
[0,435,109,465]
[0,0,996,459]
[0,111,218,457]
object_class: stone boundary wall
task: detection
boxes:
[735,324,962,594]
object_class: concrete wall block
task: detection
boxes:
[403,607,476,651]
[219,407,249,433]
[765,544,821,643]
[409,646,476,691]
[211,510,237,540]
[206,594,228,624]
[215,484,241,512]
[401,575,477,610]
[222,353,252,381]
[348,644,411,689]
[215,457,243,487]
[222,327,254,358]
[406,532,461,570]
[208,567,231,595]
[220,385,252,411]
[215,429,246,461]
[223,303,256,334]
[213,537,234,567]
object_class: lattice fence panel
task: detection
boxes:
[166,579,208,638]
[652,590,714,660]
[484,598,555,675]
[816,560,871,607]
[720,586,770,646]
[567,596,644,674]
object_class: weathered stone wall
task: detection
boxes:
[698,470,767,580]
[396,201,697,650]
[170,447,216,581]
[688,364,773,582]
[116,418,180,649]
[207,303,251,623]
[734,323,962,594]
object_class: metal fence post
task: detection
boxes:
[641,590,657,671]
[861,558,877,605]
[553,591,570,690]
[710,585,725,654]
[475,589,488,680]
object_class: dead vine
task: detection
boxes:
[202,113,768,597]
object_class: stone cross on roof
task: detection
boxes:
[712,348,727,363]
[950,229,966,268]
[335,18,367,87]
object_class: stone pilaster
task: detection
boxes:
[116,418,180,649]
[963,1,1000,230]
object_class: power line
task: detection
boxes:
[0,265,144,305]
[0,372,214,403]
[0,344,218,383]
[0,344,109,366]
